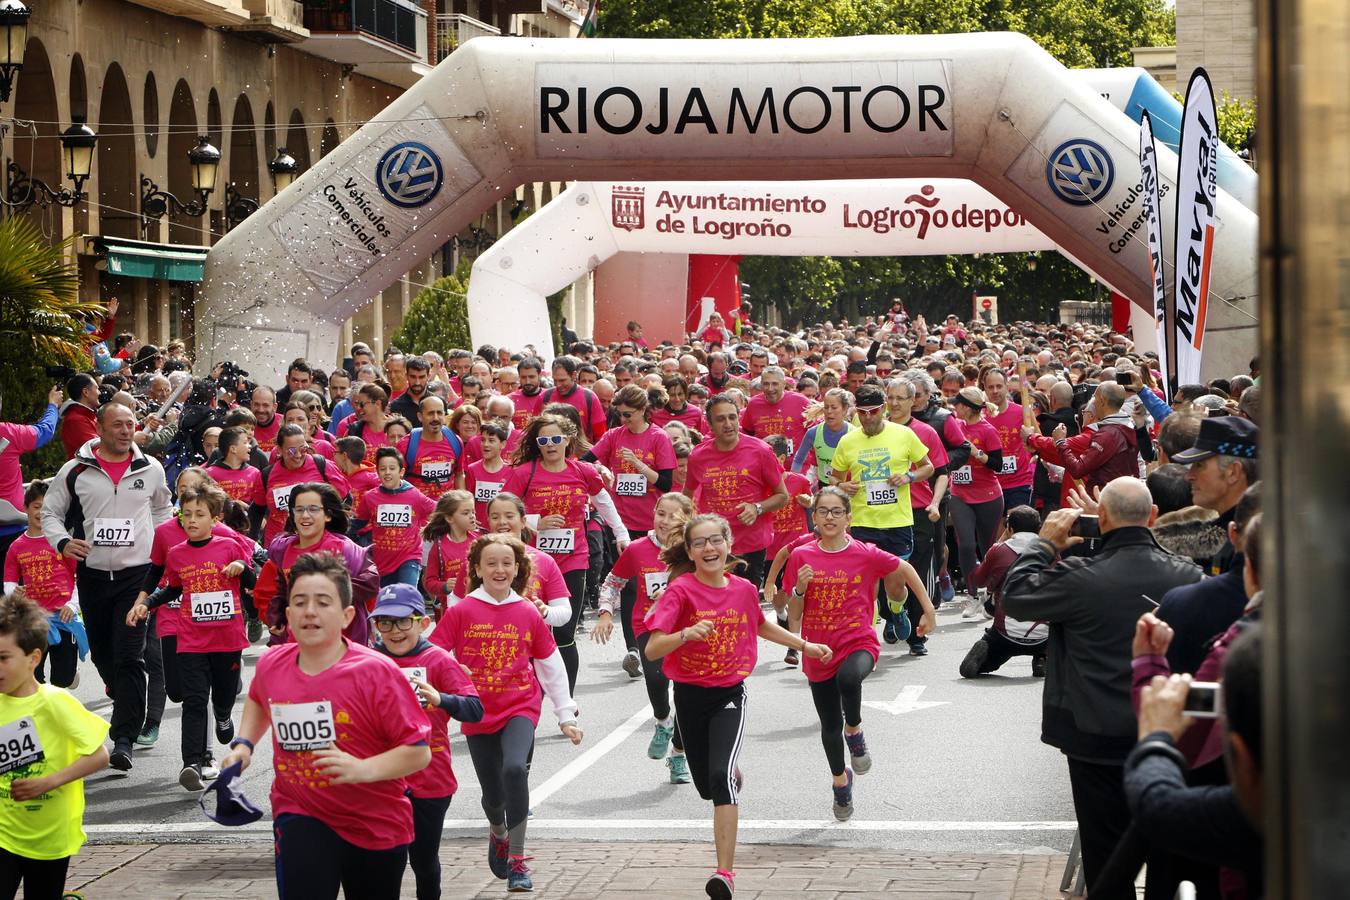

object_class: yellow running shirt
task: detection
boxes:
[830,422,930,530]
[0,683,109,860]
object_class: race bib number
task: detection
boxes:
[864,480,898,507]
[951,466,973,486]
[403,666,427,697]
[0,717,44,776]
[643,571,670,598]
[271,701,336,752]
[190,590,235,623]
[536,528,575,554]
[91,517,134,547]
[1000,456,1018,476]
[615,473,648,498]
[376,504,414,528]
[474,481,504,504]
[420,460,452,482]
[272,485,293,511]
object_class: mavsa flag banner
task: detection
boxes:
[1173,69,1219,387]
[1139,111,1171,402]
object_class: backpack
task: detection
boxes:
[261,456,330,507]
[405,427,464,473]
[542,387,596,435]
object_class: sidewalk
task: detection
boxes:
[68,839,1069,898]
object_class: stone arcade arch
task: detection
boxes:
[200,34,1257,383]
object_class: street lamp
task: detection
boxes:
[1027,251,1040,272]
[140,135,220,233]
[5,115,97,210]
[224,148,302,231]
[0,0,30,104]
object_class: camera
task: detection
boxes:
[1182,682,1222,719]
[1116,372,1135,387]
[215,361,249,386]
[45,364,77,381]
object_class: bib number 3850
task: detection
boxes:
[271,701,336,752]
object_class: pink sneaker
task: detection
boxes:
[705,868,735,899]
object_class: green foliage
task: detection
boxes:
[599,0,1166,324]
[389,261,473,356]
[1215,92,1256,153]
[0,216,99,478]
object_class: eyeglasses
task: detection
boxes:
[813,506,849,518]
[535,434,567,447]
[688,535,728,550]
[292,505,324,516]
[374,615,423,633]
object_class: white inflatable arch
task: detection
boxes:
[468,178,1063,356]
[199,34,1257,383]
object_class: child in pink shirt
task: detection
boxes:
[3,481,80,686]
[353,448,436,587]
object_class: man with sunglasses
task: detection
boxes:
[829,385,935,650]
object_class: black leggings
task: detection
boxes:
[273,813,408,900]
[673,681,747,806]
[408,794,453,900]
[950,495,1004,587]
[0,848,69,900]
[739,548,767,592]
[35,638,77,688]
[635,632,684,753]
[807,651,876,777]
[179,650,240,765]
[464,716,535,856]
[145,624,182,730]
[554,569,586,695]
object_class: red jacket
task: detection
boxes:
[59,404,98,460]
[1056,420,1139,492]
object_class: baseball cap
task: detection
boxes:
[1171,416,1259,463]
[198,761,263,826]
[955,387,987,410]
[369,583,426,620]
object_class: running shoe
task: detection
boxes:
[246,617,264,643]
[783,648,799,667]
[135,723,160,748]
[960,641,990,679]
[201,761,220,781]
[832,769,855,821]
[67,671,80,689]
[109,740,133,771]
[215,716,235,745]
[667,754,692,784]
[844,731,871,775]
[705,869,735,900]
[488,830,510,879]
[178,764,206,792]
[507,855,534,892]
[881,619,900,645]
[908,642,928,657]
[622,649,642,679]
[648,722,674,759]
[1032,655,1048,678]
[895,611,912,643]
[938,575,955,605]
[961,596,982,619]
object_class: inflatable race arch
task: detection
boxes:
[199,34,1258,383]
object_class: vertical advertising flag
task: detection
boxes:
[1139,111,1171,402]
[1173,69,1219,387]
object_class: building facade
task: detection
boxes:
[1175,0,1256,99]
[0,0,583,365]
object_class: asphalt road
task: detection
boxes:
[74,599,1076,854]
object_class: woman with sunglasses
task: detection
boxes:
[502,414,630,694]
[583,385,677,674]
[645,514,831,900]
[782,488,935,822]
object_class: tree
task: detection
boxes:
[598,0,1167,324]
[389,260,473,356]
[1215,92,1256,156]
[0,216,102,476]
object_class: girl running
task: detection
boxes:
[485,493,573,629]
[421,490,478,617]
[430,534,582,893]
[644,514,831,900]
[592,492,694,783]
[502,414,630,694]
[782,488,936,821]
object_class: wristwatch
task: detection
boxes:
[228,737,255,752]
[754,502,764,517]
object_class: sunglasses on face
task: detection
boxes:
[617,409,636,419]
[535,434,567,447]
[856,405,885,414]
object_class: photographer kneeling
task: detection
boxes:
[1003,477,1202,900]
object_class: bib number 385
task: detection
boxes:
[271,701,336,752]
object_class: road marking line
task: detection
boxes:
[86,819,1076,836]
[528,703,653,806]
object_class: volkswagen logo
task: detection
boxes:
[376,142,443,209]
[1046,139,1114,206]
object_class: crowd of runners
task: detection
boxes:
[0,302,1266,900]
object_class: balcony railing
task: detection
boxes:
[304,0,424,55]
[434,12,500,63]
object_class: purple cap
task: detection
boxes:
[369,582,426,619]
[199,761,263,826]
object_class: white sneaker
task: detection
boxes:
[961,596,981,619]
[200,762,220,781]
